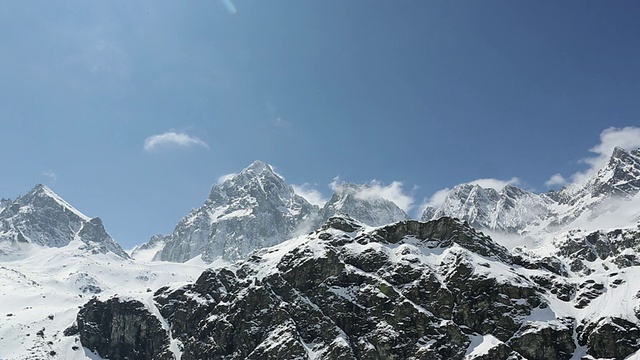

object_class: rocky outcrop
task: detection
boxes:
[147,161,319,262]
[137,162,413,263]
[81,216,639,359]
[578,317,640,359]
[77,298,173,360]
[0,184,128,258]
[507,318,576,360]
[319,182,409,227]
[422,147,640,235]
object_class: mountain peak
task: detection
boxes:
[243,160,274,175]
[319,182,408,227]
[24,184,91,222]
[0,184,128,258]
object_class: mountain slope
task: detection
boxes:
[319,182,409,227]
[143,161,319,262]
[75,216,640,360]
[0,184,128,259]
[0,240,209,360]
[422,147,640,236]
[136,162,413,263]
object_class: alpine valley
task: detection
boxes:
[2,148,640,360]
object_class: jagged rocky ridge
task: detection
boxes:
[0,184,128,258]
[320,182,409,227]
[76,216,640,359]
[139,161,317,262]
[137,161,408,262]
[422,147,640,234]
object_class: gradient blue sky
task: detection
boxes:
[1,1,639,249]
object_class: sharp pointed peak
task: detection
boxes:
[612,146,630,158]
[22,183,91,221]
[32,183,50,192]
[244,160,274,174]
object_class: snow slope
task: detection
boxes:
[0,242,212,360]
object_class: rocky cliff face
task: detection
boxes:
[144,161,318,262]
[422,147,640,235]
[319,182,409,227]
[76,298,173,360]
[421,184,553,233]
[77,216,640,360]
[137,162,413,263]
[0,184,128,258]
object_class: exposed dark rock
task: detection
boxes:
[76,217,640,360]
[578,317,640,359]
[77,298,173,360]
[508,318,575,360]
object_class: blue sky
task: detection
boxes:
[1,1,639,249]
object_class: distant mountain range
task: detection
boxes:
[422,146,640,235]
[3,147,640,359]
[2,148,640,264]
[131,160,409,262]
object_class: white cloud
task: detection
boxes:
[292,184,328,207]
[329,177,414,213]
[417,188,452,219]
[544,173,567,188]
[572,126,640,183]
[42,170,57,182]
[329,176,342,192]
[217,173,237,184]
[144,131,209,152]
[355,181,414,213]
[467,177,520,190]
[423,188,452,208]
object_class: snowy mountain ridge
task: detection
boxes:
[4,147,640,359]
[319,182,409,227]
[0,184,128,259]
[422,147,640,237]
[135,161,409,263]
[76,215,640,360]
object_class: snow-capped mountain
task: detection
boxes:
[136,162,413,263]
[6,148,640,359]
[75,215,640,360]
[319,182,409,227]
[0,237,209,360]
[139,161,319,262]
[422,184,553,233]
[0,184,128,259]
[422,147,640,235]
[0,185,210,360]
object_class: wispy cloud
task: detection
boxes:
[421,188,452,210]
[544,173,567,188]
[143,131,209,152]
[292,184,328,207]
[220,0,237,14]
[467,177,520,190]
[571,126,640,183]
[217,173,237,184]
[273,117,291,127]
[331,178,414,213]
[42,170,57,182]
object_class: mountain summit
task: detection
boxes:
[143,161,318,262]
[319,182,409,227]
[0,184,128,258]
[136,161,414,263]
[422,147,640,235]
